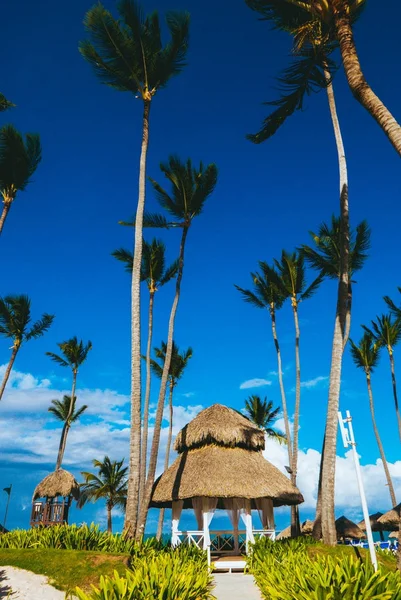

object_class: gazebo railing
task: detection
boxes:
[30,501,69,527]
[175,528,276,553]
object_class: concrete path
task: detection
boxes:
[0,566,66,599]
[213,573,262,600]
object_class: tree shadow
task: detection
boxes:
[0,569,13,599]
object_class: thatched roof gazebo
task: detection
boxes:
[357,512,385,541]
[276,519,313,539]
[151,404,304,567]
[335,516,366,541]
[31,469,80,528]
[377,504,401,532]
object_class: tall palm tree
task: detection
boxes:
[112,239,178,505]
[363,315,401,442]
[349,332,397,507]
[0,94,14,112]
[80,0,189,537]
[135,156,218,537]
[301,215,370,538]
[244,395,286,444]
[46,337,92,467]
[78,457,128,533]
[0,125,41,235]
[48,395,88,470]
[0,295,54,400]
[147,340,193,540]
[235,265,293,472]
[245,0,354,546]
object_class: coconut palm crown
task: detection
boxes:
[48,395,88,425]
[0,94,15,112]
[46,337,93,373]
[235,263,286,312]
[149,341,193,384]
[349,332,380,374]
[79,0,190,101]
[244,395,286,444]
[363,315,401,351]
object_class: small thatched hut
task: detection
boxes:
[389,531,399,539]
[151,404,303,565]
[276,519,314,539]
[357,512,384,532]
[335,516,366,540]
[377,504,401,531]
[31,469,80,527]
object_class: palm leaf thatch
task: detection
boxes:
[357,512,384,532]
[32,469,80,501]
[151,446,303,508]
[276,519,313,539]
[389,531,399,539]
[174,404,265,453]
[335,515,366,540]
[377,504,401,531]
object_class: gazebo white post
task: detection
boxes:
[203,511,211,566]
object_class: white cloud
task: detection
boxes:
[181,392,195,398]
[300,375,328,389]
[239,378,272,390]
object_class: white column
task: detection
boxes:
[171,500,183,547]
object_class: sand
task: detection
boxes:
[0,566,66,599]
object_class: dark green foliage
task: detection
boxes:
[363,314,401,350]
[349,332,380,372]
[264,250,323,303]
[79,457,128,511]
[0,295,54,344]
[384,288,401,320]
[235,263,285,310]
[301,216,371,280]
[148,340,192,382]
[0,93,15,112]
[112,238,178,285]
[49,395,88,424]
[46,336,92,370]
[79,0,190,98]
[0,125,41,196]
[244,395,286,443]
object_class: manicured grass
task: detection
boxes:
[0,548,130,594]
[306,543,397,571]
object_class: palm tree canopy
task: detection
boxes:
[79,0,190,100]
[244,395,286,443]
[0,94,15,112]
[301,216,370,280]
[78,456,128,509]
[0,295,54,346]
[148,156,218,226]
[235,263,286,311]
[349,332,380,373]
[148,340,193,383]
[263,250,322,303]
[112,238,178,289]
[363,315,401,350]
[0,125,41,199]
[48,395,88,424]
[384,288,401,320]
[46,336,92,371]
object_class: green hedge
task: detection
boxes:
[75,549,213,600]
[249,538,401,599]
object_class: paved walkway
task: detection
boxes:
[0,567,65,599]
[213,573,262,600]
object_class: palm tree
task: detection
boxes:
[112,239,178,505]
[0,94,14,112]
[0,295,54,400]
[235,265,293,472]
[363,315,401,442]
[135,156,217,538]
[301,216,370,538]
[80,1,189,537]
[0,125,41,235]
[384,288,401,320]
[78,457,128,533]
[46,337,92,467]
[244,395,286,444]
[349,332,397,507]
[147,341,193,540]
[48,395,88,470]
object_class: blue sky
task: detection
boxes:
[1,0,401,534]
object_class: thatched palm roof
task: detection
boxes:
[377,504,401,531]
[151,445,303,508]
[174,404,265,453]
[357,512,384,532]
[335,516,366,540]
[276,520,313,539]
[389,531,399,539]
[32,469,80,501]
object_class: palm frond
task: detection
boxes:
[384,288,401,319]
[25,313,54,341]
[234,284,266,309]
[158,11,190,86]
[160,258,179,286]
[112,248,133,273]
[0,93,15,112]
[45,352,69,368]
[300,273,323,301]
[0,126,41,193]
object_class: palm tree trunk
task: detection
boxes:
[156,380,174,541]
[136,225,189,539]
[291,300,301,537]
[343,282,352,348]
[331,0,401,157]
[366,372,397,506]
[139,290,155,505]
[0,345,19,400]
[56,370,78,469]
[125,100,151,537]
[388,349,401,442]
[320,73,350,546]
[107,502,112,534]
[0,202,11,235]
[56,423,68,470]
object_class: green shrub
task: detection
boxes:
[249,538,401,599]
[0,524,164,556]
[75,550,214,600]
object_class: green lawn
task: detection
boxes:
[0,548,130,594]
[306,543,397,571]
